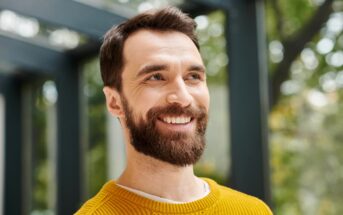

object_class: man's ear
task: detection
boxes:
[103,86,125,117]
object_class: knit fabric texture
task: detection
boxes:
[75,178,273,215]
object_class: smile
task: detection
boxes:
[155,115,195,133]
[161,116,191,124]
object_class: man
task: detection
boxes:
[76,7,273,215]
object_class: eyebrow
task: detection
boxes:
[137,64,168,77]
[136,63,206,77]
[187,65,206,74]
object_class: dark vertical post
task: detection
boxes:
[225,0,271,204]
[0,75,24,215]
[55,63,83,215]
[22,82,34,215]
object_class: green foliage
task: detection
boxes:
[280,0,316,36]
[83,59,108,197]
[32,82,49,211]
[197,11,228,85]
[266,0,317,39]
[194,163,226,185]
[266,0,343,214]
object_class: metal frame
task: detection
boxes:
[0,0,272,214]
[225,0,271,203]
[0,35,69,73]
[0,75,24,215]
[0,0,129,39]
[54,63,83,215]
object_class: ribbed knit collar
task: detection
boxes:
[102,178,220,213]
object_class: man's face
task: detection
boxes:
[120,29,210,166]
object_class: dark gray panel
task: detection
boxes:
[0,0,128,39]
[180,0,230,16]
[0,75,24,215]
[0,35,69,74]
[55,64,84,215]
[225,0,271,205]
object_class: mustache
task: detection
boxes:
[146,103,207,121]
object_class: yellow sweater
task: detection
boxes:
[75,178,273,214]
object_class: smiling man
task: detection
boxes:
[76,7,272,215]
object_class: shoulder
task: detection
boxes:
[218,184,273,214]
[74,181,128,215]
[203,178,273,215]
[74,186,112,215]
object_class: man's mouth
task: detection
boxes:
[155,115,194,132]
[161,116,192,124]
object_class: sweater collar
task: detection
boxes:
[102,178,220,213]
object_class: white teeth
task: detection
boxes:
[162,117,191,124]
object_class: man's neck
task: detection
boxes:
[117,151,205,202]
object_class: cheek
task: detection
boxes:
[191,86,210,110]
[132,89,164,118]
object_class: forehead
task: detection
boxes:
[122,30,203,75]
[124,29,198,53]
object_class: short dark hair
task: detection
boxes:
[99,7,199,91]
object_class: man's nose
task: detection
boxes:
[166,79,193,107]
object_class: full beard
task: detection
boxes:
[121,96,208,167]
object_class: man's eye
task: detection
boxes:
[147,73,164,81]
[186,73,202,80]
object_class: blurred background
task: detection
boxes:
[0,0,342,214]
